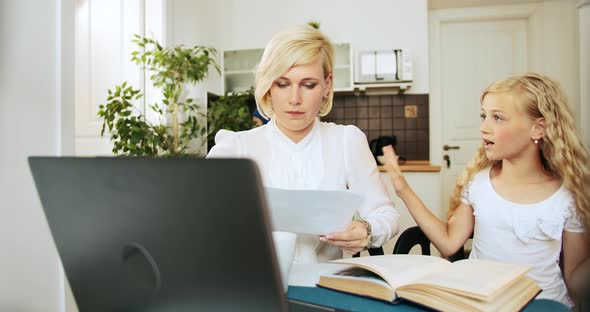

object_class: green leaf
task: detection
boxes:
[96,35,220,156]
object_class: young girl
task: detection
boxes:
[382,72,589,307]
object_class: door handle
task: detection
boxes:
[443,154,451,168]
[443,145,460,151]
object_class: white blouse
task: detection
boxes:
[462,167,586,307]
[207,118,400,263]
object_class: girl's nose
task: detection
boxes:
[480,118,489,134]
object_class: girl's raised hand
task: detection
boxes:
[382,145,411,195]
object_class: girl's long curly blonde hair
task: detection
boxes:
[448,73,590,231]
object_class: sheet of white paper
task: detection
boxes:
[264,187,364,235]
[288,263,348,287]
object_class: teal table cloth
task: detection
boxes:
[287,286,569,311]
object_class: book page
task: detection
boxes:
[404,259,530,299]
[329,266,393,289]
[265,187,362,235]
[331,255,450,290]
[318,266,398,301]
[397,275,540,311]
[289,263,348,287]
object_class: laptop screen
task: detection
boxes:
[29,157,288,312]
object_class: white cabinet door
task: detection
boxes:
[75,0,142,155]
[222,48,263,94]
[379,172,442,256]
[74,0,165,156]
[333,43,353,92]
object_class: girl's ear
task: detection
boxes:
[532,117,546,140]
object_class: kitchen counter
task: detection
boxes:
[378,160,441,172]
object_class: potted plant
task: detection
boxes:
[98,35,219,157]
[206,89,257,151]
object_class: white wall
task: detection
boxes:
[0,0,74,311]
[579,0,590,148]
[167,0,429,94]
[527,0,580,123]
[163,0,229,154]
[166,0,232,96]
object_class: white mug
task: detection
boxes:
[272,231,296,293]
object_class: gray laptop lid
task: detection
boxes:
[28,157,287,312]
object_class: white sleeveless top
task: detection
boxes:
[462,167,585,307]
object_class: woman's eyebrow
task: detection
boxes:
[275,77,320,82]
[301,77,319,82]
[481,109,505,113]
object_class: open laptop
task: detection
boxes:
[29,157,336,312]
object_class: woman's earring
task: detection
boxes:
[533,138,539,144]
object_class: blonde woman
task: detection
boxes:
[207,25,399,263]
[382,72,589,307]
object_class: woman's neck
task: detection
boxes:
[275,119,316,143]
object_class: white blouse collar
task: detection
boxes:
[268,117,321,150]
[266,117,324,190]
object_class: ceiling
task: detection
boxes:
[428,0,556,10]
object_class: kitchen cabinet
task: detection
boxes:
[385,171,473,257]
[332,43,353,92]
[380,172,443,256]
[221,43,353,94]
[344,171,443,259]
[222,48,264,94]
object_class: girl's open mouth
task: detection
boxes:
[483,139,494,147]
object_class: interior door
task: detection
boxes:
[435,16,527,217]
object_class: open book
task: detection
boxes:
[317,255,541,312]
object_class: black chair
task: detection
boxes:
[352,247,384,258]
[393,226,467,262]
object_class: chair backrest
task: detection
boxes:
[393,226,467,262]
[352,247,384,258]
[392,226,432,256]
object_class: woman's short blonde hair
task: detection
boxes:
[255,25,334,119]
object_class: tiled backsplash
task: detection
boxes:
[322,94,429,161]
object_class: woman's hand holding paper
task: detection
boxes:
[320,221,370,254]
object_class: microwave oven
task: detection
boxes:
[355,49,412,83]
